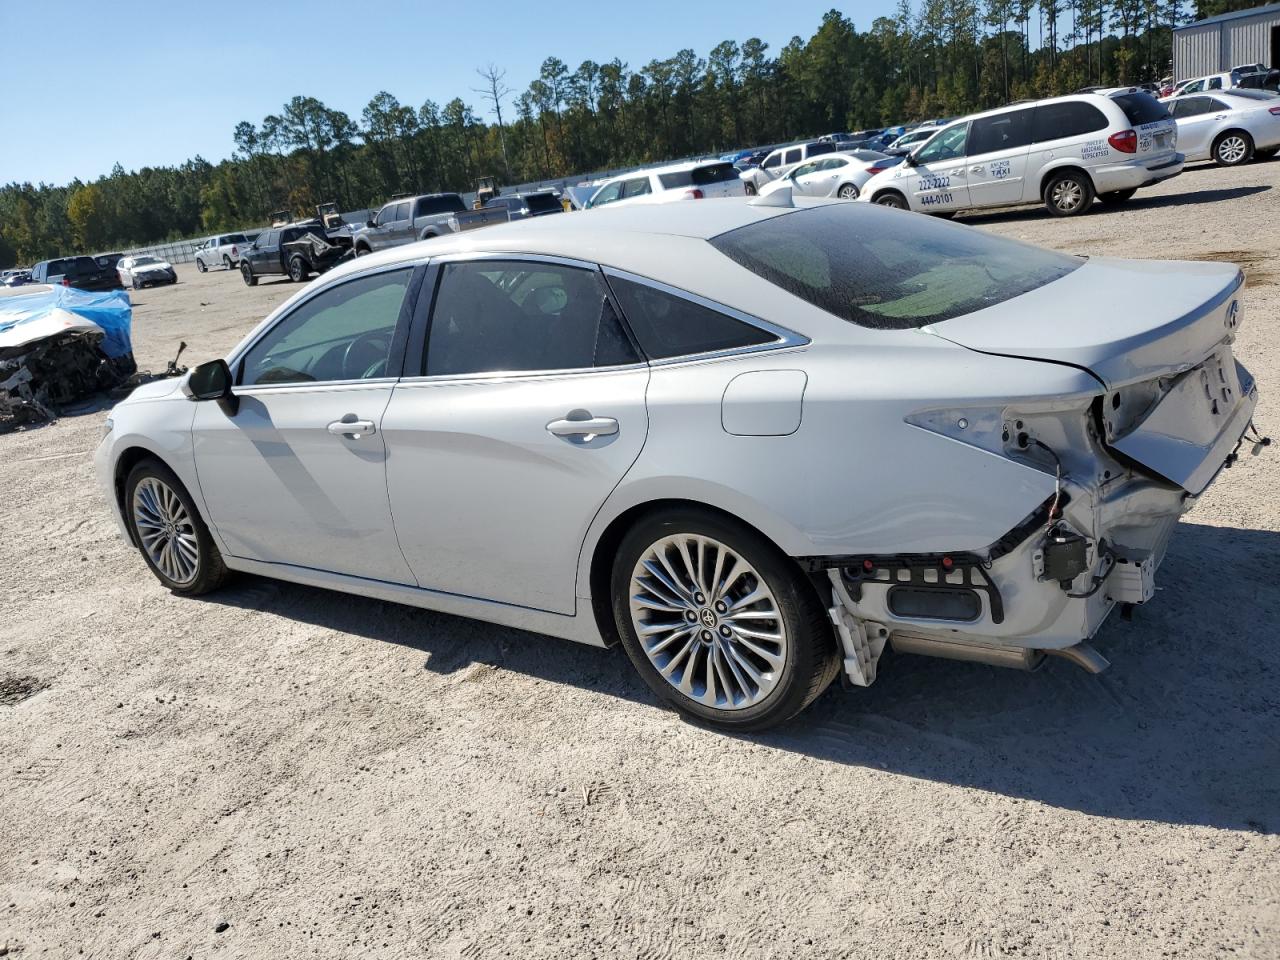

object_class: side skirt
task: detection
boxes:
[221,556,607,647]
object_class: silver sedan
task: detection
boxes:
[96,198,1259,730]
[1162,89,1280,165]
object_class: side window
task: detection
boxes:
[609,275,777,360]
[784,148,801,164]
[1206,97,1229,111]
[762,153,781,169]
[394,201,411,221]
[375,205,395,226]
[240,268,413,386]
[1030,102,1108,142]
[791,160,821,178]
[588,181,624,208]
[425,261,638,376]
[967,109,1032,155]
[1176,96,1213,118]
[262,231,279,248]
[621,177,652,199]
[915,124,968,162]
[1208,77,1222,89]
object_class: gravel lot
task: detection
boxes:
[2,159,1278,960]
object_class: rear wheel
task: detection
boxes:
[287,256,307,282]
[1044,169,1094,216]
[836,183,859,199]
[222,255,232,269]
[611,508,840,732]
[125,459,229,596]
[241,262,257,286]
[1213,130,1253,166]
[354,245,370,257]
[873,190,908,209]
[1099,187,1138,204]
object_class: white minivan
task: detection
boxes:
[585,160,745,209]
[859,92,1183,217]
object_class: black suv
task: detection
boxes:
[30,256,122,291]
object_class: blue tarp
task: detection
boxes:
[0,286,133,358]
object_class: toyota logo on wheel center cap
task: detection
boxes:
[699,609,717,628]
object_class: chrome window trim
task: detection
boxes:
[601,266,810,366]
[226,260,425,376]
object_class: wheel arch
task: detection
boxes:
[1039,162,1095,200]
[584,495,830,648]
[869,186,908,206]
[1212,127,1254,157]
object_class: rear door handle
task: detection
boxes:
[328,417,376,439]
[546,413,619,443]
[970,165,985,173]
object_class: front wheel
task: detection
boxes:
[196,258,207,273]
[125,460,230,596]
[1044,170,1094,216]
[241,262,257,286]
[836,183,859,199]
[1213,131,1253,166]
[353,245,370,257]
[611,509,840,732]
[873,191,908,209]
[1099,187,1138,204]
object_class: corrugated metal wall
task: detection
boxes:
[1174,23,1223,78]
[1175,8,1280,77]
[1223,10,1280,65]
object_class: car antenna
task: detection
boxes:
[748,186,795,208]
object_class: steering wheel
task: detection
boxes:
[342,331,392,380]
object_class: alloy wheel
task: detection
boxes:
[838,184,858,199]
[1051,178,1084,211]
[629,534,787,711]
[1218,135,1247,165]
[132,477,199,585]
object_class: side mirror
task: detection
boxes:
[182,358,238,415]
[366,217,377,228]
[903,153,918,167]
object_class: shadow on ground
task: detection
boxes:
[962,184,1272,226]
[201,521,1280,833]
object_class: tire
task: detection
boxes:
[241,262,257,287]
[611,508,840,732]
[223,255,232,270]
[836,183,859,199]
[124,459,230,596]
[743,182,758,196]
[873,190,908,209]
[1213,130,1254,166]
[354,245,370,257]
[1099,187,1138,204]
[132,278,141,291]
[1043,169,1094,216]
[287,256,307,283]
[196,258,207,273]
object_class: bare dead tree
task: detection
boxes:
[474,64,513,182]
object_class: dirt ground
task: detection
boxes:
[2,159,1278,960]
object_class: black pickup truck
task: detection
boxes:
[239,222,352,286]
[30,256,122,291]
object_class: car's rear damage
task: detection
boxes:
[812,263,1266,686]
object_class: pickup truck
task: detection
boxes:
[238,222,352,286]
[194,233,250,272]
[351,193,508,255]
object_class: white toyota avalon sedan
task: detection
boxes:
[96,194,1260,730]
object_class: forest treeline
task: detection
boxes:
[0,0,1258,267]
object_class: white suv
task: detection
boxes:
[585,160,745,209]
[859,92,1183,217]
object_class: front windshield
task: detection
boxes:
[133,256,161,266]
[709,202,1081,330]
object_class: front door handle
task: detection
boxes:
[328,417,376,439]
[970,165,985,173]
[546,412,619,443]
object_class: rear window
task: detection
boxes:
[416,195,466,217]
[223,233,247,244]
[1031,101,1109,142]
[709,204,1081,331]
[524,193,562,213]
[1111,93,1169,125]
[657,163,739,188]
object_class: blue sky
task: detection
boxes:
[1,0,899,187]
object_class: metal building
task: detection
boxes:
[1173,3,1280,79]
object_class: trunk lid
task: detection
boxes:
[928,257,1243,389]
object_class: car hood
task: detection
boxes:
[134,263,173,273]
[926,257,1244,388]
[124,374,185,402]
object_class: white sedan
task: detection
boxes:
[759,151,904,200]
[117,255,177,290]
[1162,89,1280,165]
[96,197,1259,731]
